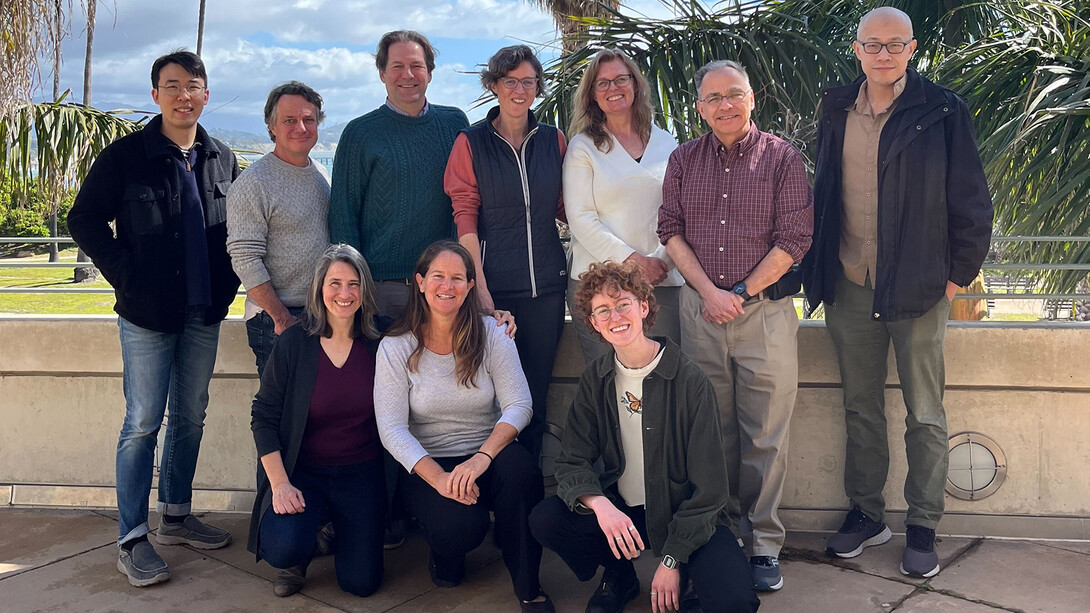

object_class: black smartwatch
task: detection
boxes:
[661,554,679,570]
[732,281,752,301]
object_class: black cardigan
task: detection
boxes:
[246,324,381,558]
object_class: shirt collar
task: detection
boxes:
[713,121,760,158]
[385,98,429,117]
[849,74,907,116]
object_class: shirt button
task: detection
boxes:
[866,215,871,220]
[718,246,724,252]
[722,194,728,198]
[720,219,726,224]
[719,275,725,280]
[725,168,730,173]
[873,312,880,319]
[866,240,872,245]
[866,193,872,197]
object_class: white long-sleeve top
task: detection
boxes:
[374,317,532,473]
[563,126,683,286]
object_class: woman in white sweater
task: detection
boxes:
[564,48,682,363]
[374,241,553,613]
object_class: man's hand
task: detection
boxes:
[625,252,669,286]
[650,564,682,613]
[700,287,745,324]
[271,481,306,514]
[585,496,645,560]
[448,453,490,501]
[945,280,960,302]
[271,312,298,335]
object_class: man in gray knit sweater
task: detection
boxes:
[227,82,331,374]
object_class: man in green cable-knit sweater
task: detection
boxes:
[329,29,469,318]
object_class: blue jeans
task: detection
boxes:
[245,307,305,376]
[259,459,386,597]
[116,309,221,544]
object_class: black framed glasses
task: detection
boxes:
[855,39,914,54]
[698,90,750,106]
[593,74,634,91]
[499,77,539,91]
[158,84,206,97]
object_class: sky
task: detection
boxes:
[44,0,678,140]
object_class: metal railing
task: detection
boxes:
[2,235,1088,312]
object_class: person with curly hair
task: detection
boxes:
[530,260,760,613]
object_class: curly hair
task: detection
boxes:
[574,260,658,340]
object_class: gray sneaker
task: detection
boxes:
[750,556,783,591]
[826,507,892,558]
[117,539,171,587]
[900,525,940,578]
[273,565,306,597]
[156,515,232,550]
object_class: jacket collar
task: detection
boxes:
[595,336,681,381]
[484,105,540,135]
[824,67,929,114]
[141,114,223,160]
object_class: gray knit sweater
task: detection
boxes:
[227,153,330,319]
[374,318,532,472]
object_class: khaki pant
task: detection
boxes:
[824,273,950,530]
[679,285,798,558]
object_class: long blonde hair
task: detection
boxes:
[569,48,655,153]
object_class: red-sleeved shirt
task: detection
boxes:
[445,130,568,237]
[657,125,813,288]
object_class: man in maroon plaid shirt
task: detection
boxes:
[658,60,813,593]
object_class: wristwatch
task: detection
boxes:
[732,281,752,301]
[661,554,679,570]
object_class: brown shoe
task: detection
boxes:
[273,565,306,597]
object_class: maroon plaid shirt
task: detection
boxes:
[658,125,813,288]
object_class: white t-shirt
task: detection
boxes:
[614,347,665,507]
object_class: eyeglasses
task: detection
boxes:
[158,84,206,97]
[855,39,913,54]
[593,74,634,91]
[499,77,539,91]
[590,300,635,322]
[698,90,750,106]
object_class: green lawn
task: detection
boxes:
[0,249,245,316]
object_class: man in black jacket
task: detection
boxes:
[68,50,240,587]
[801,8,993,578]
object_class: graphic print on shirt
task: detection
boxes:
[622,391,642,417]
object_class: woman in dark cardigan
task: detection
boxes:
[248,244,386,598]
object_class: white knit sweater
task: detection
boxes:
[563,126,683,286]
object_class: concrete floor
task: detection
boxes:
[2,509,1089,612]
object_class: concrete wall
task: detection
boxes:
[1,317,1088,538]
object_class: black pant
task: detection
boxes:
[403,443,544,601]
[530,495,761,613]
[493,290,565,462]
[258,459,385,597]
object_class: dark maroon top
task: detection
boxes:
[297,338,380,466]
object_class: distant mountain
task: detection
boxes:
[209,122,348,154]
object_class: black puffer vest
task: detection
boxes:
[463,107,566,299]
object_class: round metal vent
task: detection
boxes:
[946,432,1007,501]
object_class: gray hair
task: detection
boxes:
[303,244,380,340]
[263,81,325,142]
[694,60,751,94]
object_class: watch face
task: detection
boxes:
[662,554,679,569]
[732,282,746,295]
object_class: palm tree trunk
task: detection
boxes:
[49,0,63,263]
[196,0,206,55]
[75,0,97,280]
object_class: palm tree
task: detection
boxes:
[527,0,621,54]
[0,0,66,120]
[196,0,206,55]
[75,0,97,279]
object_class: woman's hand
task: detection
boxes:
[491,309,517,338]
[428,471,479,506]
[585,496,645,560]
[650,564,682,613]
[448,453,491,500]
[625,252,669,286]
[271,481,306,514]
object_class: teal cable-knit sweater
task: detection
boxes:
[329,104,469,280]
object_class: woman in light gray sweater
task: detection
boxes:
[374,240,553,613]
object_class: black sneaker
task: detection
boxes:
[900,525,940,578]
[273,565,306,597]
[117,539,171,587]
[826,507,891,558]
[585,567,639,613]
[520,591,556,613]
[156,514,232,550]
[750,555,783,591]
[384,518,407,550]
[314,523,335,557]
[428,550,465,588]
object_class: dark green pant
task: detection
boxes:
[825,274,951,529]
